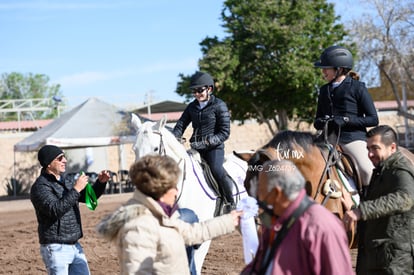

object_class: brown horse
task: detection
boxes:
[235,130,414,249]
[235,130,360,247]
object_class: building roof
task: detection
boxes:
[0,119,52,132]
[138,111,183,121]
[133,100,187,113]
[133,100,186,122]
[374,100,414,111]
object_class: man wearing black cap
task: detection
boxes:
[30,145,110,275]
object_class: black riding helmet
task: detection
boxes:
[314,46,353,69]
[189,71,214,89]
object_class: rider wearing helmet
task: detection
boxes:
[314,45,379,187]
[173,71,235,212]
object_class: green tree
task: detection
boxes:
[0,72,63,120]
[176,0,351,133]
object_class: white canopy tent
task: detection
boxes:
[14,97,135,152]
[12,98,139,195]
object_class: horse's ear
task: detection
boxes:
[233,150,255,161]
[131,113,142,130]
[154,115,167,131]
[160,114,167,127]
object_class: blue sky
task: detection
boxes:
[1,0,358,110]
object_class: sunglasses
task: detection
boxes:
[192,87,207,94]
[56,154,66,162]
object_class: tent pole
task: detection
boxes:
[13,150,16,197]
[119,144,125,170]
[118,144,126,194]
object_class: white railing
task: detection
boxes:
[0,98,56,113]
[396,124,414,150]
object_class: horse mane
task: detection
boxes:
[264,130,320,153]
[161,126,189,159]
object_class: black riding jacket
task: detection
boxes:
[173,95,230,149]
[314,76,378,144]
[30,170,107,244]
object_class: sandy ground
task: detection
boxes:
[0,193,246,275]
[0,193,356,275]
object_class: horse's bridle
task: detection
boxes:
[152,129,187,204]
[248,139,341,206]
[152,130,166,156]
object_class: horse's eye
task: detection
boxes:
[153,147,159,152]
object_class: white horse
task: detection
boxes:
[131,113,250,274]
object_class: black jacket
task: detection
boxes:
[30,171,107,244]
[314,76,378,144]
[172,95,230,149]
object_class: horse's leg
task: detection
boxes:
[193,240,211,275]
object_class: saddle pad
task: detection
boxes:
[336,168,360,206]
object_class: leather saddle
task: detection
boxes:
[187,149,235,216]
[318,143,362,210]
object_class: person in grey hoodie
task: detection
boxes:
[96,154,242,275]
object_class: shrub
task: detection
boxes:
[5,177,30,196]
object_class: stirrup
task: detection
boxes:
[322,179,342,198]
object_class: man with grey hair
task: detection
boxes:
[242,159,353,274]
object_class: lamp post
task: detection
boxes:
[52,95,62,117]
[145,91,152,119]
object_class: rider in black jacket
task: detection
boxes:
[30,145,110,274]
[314,46,379,187]
[173,71,234,212]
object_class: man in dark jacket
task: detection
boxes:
[173,71,234,213]
[30,145,110,275]
[343,125,414,274]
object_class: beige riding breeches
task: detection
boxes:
[341,140,373,186]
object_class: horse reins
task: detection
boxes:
[152,130,187,204]
[314,119,342,204]
[153,130,166,156]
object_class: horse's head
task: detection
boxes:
[239,131,319,199]
[131,113,168,161]
[131,113,188,164]
[233,148,276,198]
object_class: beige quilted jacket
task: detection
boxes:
[96,190,236,275]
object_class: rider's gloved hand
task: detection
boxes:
[333,116,349,127]
[207,136,220,147]
[190,141,208,150]
[176,137,186,144]
[315,117,326,124]
[314,116,331,130]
